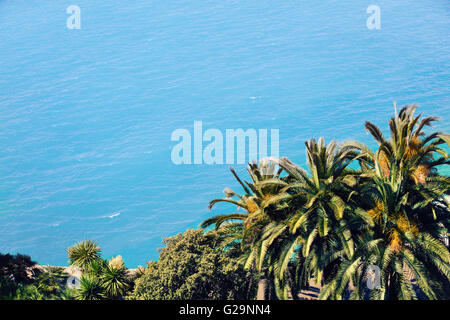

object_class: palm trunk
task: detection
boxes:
[257,270,269,300]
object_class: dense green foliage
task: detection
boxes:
[0,254,75,300]
[128,229,255,300]
[0,253,38,299]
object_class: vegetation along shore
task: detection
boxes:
[1,105,449,300]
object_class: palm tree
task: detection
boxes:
[322,105,450,300]
[267,138,371,297]
[344,104,449,184]
[203,139,369,299]
[321,173,449,300]
[204,105,449,300]
[202,159,289,299]
[67,240,101,270]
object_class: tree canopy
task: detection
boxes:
[128,229,255,300]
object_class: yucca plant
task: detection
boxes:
[85,258,107,278]
[67,240,101,270]
[76,275,106,300]
[66,240,133,300]
[101,256,130,298]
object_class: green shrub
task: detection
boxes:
[128,229,255,300]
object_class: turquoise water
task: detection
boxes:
[0,1,449,268]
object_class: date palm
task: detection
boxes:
[203,105,449,300]
[267,139,371,296]
[202,159,289,299]
[321,172,450,300]
[343,104,449,184]
[203,139,369,299]
[202,159,286,253]
[321,105,450,300]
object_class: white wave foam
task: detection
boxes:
[101,212,121,219]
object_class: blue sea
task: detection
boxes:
[0,1,449,268]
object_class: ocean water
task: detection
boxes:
[0,1,449,268]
